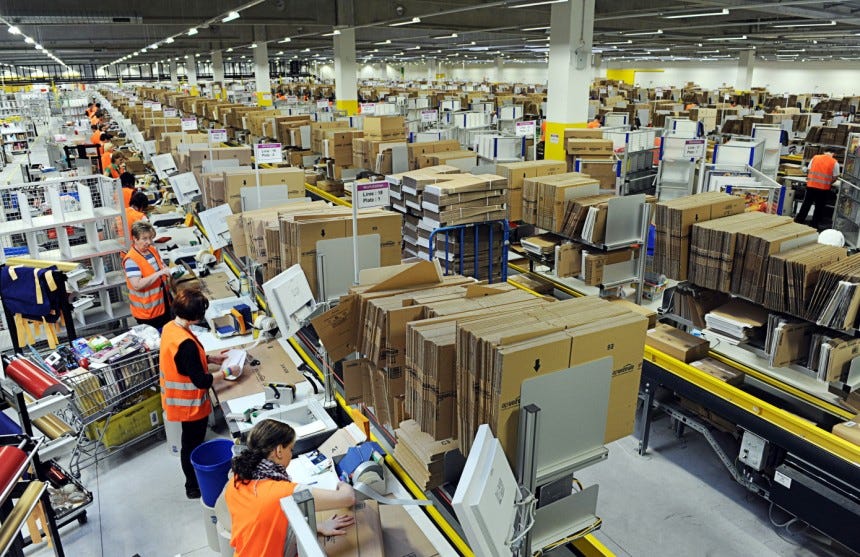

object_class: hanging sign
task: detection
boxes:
[181,117,198,131]
[420,109,438,123]
[355,181,390,209]
[360,103,377,115]
[208,129,228,143]
[254,143,283,164]
[684,139,706,159]
[515,120,537,138]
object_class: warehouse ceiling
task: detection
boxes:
[1,0,860,74]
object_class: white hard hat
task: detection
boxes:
[818,229,845,247]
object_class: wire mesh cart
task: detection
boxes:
[60,350,163,476]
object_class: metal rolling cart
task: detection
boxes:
[60,350,162,476]
[429,220,510,284]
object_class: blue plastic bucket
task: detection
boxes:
[191,438,234,506]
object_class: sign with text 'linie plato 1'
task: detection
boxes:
[355,181,390,209]
[420,109,438,123]
[181,117,198,131]
[208,129,228,143]
[255,143,283,164]
[515,120,536,138]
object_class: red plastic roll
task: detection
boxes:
[0,446,28,492]
[4,357,69,399]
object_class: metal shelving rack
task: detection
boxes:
[833,132,860,248]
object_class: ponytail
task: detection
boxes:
[231,419,296,485]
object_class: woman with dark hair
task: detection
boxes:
[225,419,356,556]
[160,287,229,498]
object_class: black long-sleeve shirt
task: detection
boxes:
[174,339,213,390]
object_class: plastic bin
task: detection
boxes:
[191,438,234,507]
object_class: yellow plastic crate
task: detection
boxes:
[85,390,163,448]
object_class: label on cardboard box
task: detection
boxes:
[181,117,197,131]
[152,102,162,112]
[163,108,178,117]
[361,103,377,115]
[420,109,438,123]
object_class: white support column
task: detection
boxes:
[186,56,199,96]
[334,28,357,115]
[254,41,272,106]
[427,59,437,82]
[545,0,595,161]
[169,59,178,85]
[495,57,504,82]
[736,50,755,91]
[211,50,225,99]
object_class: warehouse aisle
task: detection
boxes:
[25,420,853,557]
[580,417,853,557]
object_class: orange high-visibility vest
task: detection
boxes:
[159,322,211,422]
[105,164,121,179]
[101,150,113,171]
[226,478,297,556]
[126,207,145,237]
[587,119,601,129]
[90,131,102,145]
[123,187,134,208]
[122,246,167,320]
[807,154,837,190]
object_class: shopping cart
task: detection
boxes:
[61,349,162,475]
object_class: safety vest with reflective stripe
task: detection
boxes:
[122,246,168,320]
[807,154,837,190]
[159,321,211,422]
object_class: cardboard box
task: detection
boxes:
[566,138,615,156]
[363,116,405,138]
[832,417,860,446]
[646,324,710,363]
[690,357,745,385]
[316,501,384,557]
[221,167,305,212]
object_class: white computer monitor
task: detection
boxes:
[263,264,316,340]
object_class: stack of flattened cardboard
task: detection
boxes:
[405,288,550,439]
[421,174,507,228]
[522,172,600,233]
[559,193,616,242]
[393,420,458,491]
[805,254,860,331]
[653,192,746,281]
[688,213,792,292]
[495,160,567,222]
[408,140,460,170]
[730,221,819,304]
[763,244,848,316]
[455,296,648,462]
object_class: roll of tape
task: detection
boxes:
[5,357,69,399]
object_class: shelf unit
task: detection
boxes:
[833,132,860,247]
[0,175,130,333]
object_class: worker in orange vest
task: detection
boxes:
[104,152,126,179]
[89,124,102,146]
[85,103,96,118]
[100,142,115,172]
[795,150,840,229]
[159,288,229,499]
[126,191,149,237]
[587,116,602,129]
[225,420,356,555]
[120,171,137,207]
[122,220,173,329]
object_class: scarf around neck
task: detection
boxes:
[252,458,291,482]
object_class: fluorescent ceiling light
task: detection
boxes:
[406,45,421,50]
[604,40,632,45]
[390,17,421,27]
[165,37,175,44]
[223,11,240,23]
[773,20,836,28]
[696,50,719,53]
[433,33,458,39]
[24,36,34,43]
[187,27,198,36]
[226,47,233,52]
[525,37,550,42]
[707,35,746,41]
[250,43,258,48]
[777,48,805,53]
[623,29,663,36]
[7,26,19,34]
[374,39,392,45]
[509,0,566,8]
[522,26,550,31]
[664,8,728,19]
[279,37,292,43]
[151,43,158,49]
[34,43,42,50]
